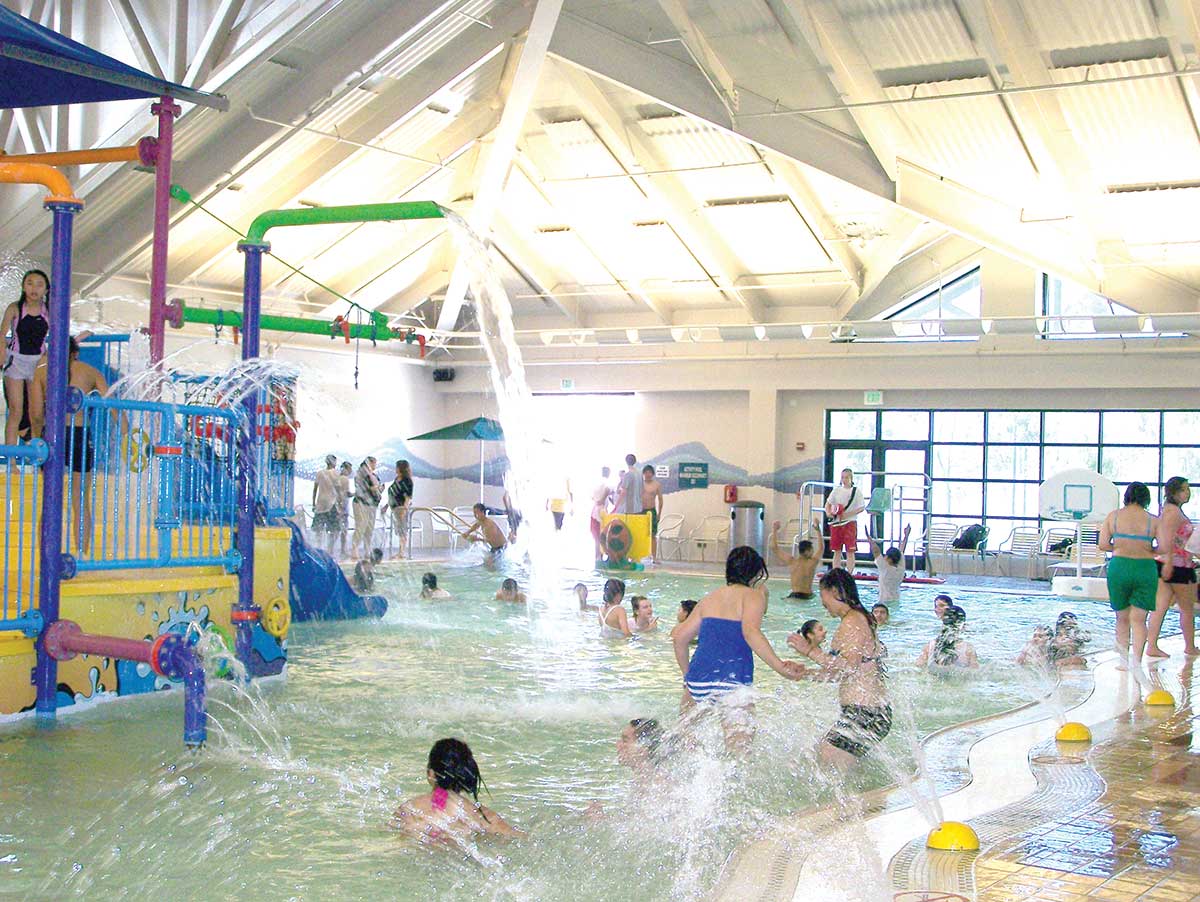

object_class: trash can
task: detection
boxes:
[728,500,766,557]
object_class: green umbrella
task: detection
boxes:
[409,417,505,500]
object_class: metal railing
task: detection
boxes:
[798,470,934,564]
[0,441,48,635]
[66,394,240,571]
[77,333,130,383]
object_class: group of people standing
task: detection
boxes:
[311,455,414,561]
[589,453,664,561]
[1100,476,1199,669]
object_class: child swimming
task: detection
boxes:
[788,618,827,655]
[599,578,633,638]
[871,603,889,627]
[865,525,910,605]
[1048,611,1089,667]
[917,605,979,670]
[495,578,526,603]
[574,583,593,610]
[630,596,659,632]
[393,738,521,842]
[420,572,451,600]
[353,547,382,592]
[1016,625,1052,667]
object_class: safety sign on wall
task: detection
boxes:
[678,462,709,489]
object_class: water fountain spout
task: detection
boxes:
[44,620,207,747]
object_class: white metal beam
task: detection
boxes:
[654,0,738,115]
[107,0,166,81]
[13,108,46,154]
[438,0,565,332]
[185,0,248,86]
[556,62,766,322]
[489,211,577,323]
[167,0,188,84]
[549,11,895,201]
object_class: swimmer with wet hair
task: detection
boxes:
[1016,625,1052,667]
[495,578,526,603]
[933,594,952,620]
[599,578,633,638]
[676,599,697,623]
[617,717,663,772]
[421,572,451,600]
[393,737,521,841]
[917,604,979,670]
[872,603,890,627]
[792,618,827,652]
[1049,611,1089,667]
[630,595,658,632]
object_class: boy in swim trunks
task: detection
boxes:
[771,519,823,599]
[463,502,507,568]
[640,465,663,562]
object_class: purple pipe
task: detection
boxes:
[45,620,207,747]
[233,241,267,672]
[34,201,81,719]
[148,96,180,365]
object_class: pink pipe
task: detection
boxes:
[45,620,151,665]
[148,96,181,365]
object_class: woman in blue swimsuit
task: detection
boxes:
[672,546,801,747]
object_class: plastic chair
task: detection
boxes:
[1048,524,1106,577]
[429,507,459,550]
[689,515,729,562]
[999,527,1042,579]
[864,487,892,514]
[920,522,960,576]
[657,513,686,561]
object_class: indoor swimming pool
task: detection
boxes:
[0,565,1120,900]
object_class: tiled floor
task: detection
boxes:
[976,659,1200,902]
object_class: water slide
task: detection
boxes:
[281,520,388,622]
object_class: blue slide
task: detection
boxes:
[281,520,388,622]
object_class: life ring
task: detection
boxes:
[601,519,632,562]
[261,596,291,639]
[125,428,151,472]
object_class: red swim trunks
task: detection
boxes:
[829,520,858,557]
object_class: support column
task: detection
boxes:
[746,387,780,507]
[148,96,181,364]
[34,200,83,718]
[233,240,267,673]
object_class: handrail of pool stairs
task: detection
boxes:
[44,621,208,747]
[407,507,478,551]
[232,201,447,668]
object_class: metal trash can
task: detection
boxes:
[728,500,766,557]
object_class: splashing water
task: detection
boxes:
[444,210,560,592]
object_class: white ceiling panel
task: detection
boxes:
[703,199,831,273]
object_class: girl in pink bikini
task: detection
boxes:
[393,738,521,843]
[1148,476,1198,658]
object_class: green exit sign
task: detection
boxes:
[863,390,883,406]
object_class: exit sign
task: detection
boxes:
[863,390,883,406]
[560,378,575,391]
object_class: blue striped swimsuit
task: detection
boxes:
[684,617,753,701]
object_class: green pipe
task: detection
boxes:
[244,201,445,245]
[179,302,398,341]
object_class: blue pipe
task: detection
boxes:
[34,201,82,719]
[233,241,267,673]
[155,634,207,748]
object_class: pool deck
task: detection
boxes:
[711,636,1198,902]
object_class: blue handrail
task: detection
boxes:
[0,440,49,636]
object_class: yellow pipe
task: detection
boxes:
[0,145,143,167]
[0,161,80,205]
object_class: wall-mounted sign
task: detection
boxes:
[678,462,709,489]
[654,464,670,479]
[560,378,575,391]
[863,390,883,406]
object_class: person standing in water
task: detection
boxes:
[865,524,911,605]
[599,578,633,638]
[640,465,664,562]
[1,269,51,446]
[771,518,823,599]
[463,502,507,566]
[393,738,521,841]
[824,468,866,570]
[789,569,891,768]
[386,459,414,559]
[1147,476,1198,658]
[672,547,802,748]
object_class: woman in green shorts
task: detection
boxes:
[1099,482,1158,669]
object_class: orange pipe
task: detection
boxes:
[0,161,79,205]
[0,146,142,166]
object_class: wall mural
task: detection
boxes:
[295,441,824,495]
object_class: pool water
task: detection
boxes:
[0,564,1119,900]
